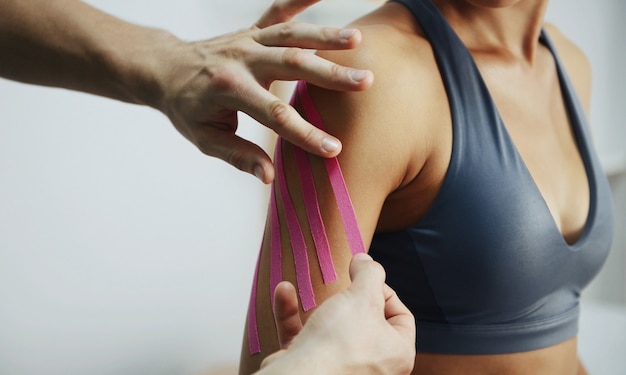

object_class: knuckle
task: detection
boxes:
[386,287,399,301]
[320,26,336,43]
[281,47,307,68]
[233,40,252,59]
[367,259,387,279]
[268,100,293,129]
[375,261,387,278]
[299,126,318,148]
[277,21,300,40]
[329,62,344,81]
[211,37,249,61]
[207,66,237,90]
[226,148,249,172]
[269,101,315,145]
[196,138,218,157]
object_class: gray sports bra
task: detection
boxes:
[369,0,615,354]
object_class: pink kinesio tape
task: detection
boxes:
[247,81,367,356]
[293,146,337,284]
[247,251,262,355]
[269,185,282,306]
[275,142,317,312]
[296,81,366,255]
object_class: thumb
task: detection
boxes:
[348,253,387,300]
[272,281,304,349]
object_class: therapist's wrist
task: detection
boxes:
[259,344,345,375]
[100,23,184,110]
[264,342,393,375]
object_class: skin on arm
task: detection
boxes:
[238,15,441,373]
[0,0,374,182]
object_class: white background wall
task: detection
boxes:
[0,1,270,374]
[0,1,624,375]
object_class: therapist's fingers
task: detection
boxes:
[348,254,415,339]
[256,0,321,28]
[195,123,275,184]
[255,21,361,50]
[348,253,387,297]
[253,23,373,92]
[273,281,304,349]
[231,78,343,161]
[253,4,373,93]
[251,43,372,92]
[383,284,417,344]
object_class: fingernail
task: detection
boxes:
[339,28,357,41]
[354,253,373,261]
[322,138,340,153]
[349,69,369,83]
[254,165,265,182]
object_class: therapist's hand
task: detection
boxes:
[258,253,416,375]
[157,0,373,183]
[1,0,372,182]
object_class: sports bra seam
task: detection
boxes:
[416,304,579,332]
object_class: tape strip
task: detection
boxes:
[269,185,282,306]
[296,81,366,255]
[248,81,367,355]
[247,249,262,355]
[276,141,317,311]
[293,146,337,283]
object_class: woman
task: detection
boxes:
[239,0,614,374]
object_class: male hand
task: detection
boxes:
[260,253,416,375]
[157,0,373,183]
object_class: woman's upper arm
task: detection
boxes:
[277,26,414,307]
[239,25,430,373]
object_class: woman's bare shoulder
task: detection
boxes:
[343,2,436,79]
[544,23,592,112]
[305,4,446,190]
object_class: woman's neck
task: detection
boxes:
[431,0,549,63]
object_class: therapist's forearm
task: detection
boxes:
[0,0,174,107]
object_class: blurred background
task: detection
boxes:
[0,1,624,374]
